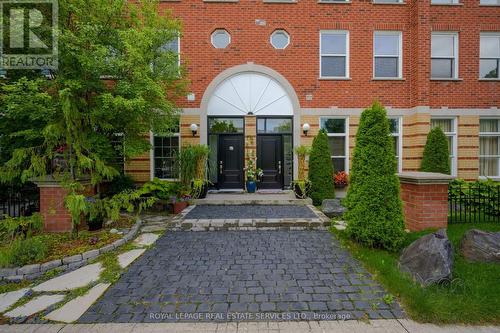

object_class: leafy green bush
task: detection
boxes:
[344,102,405,251]
[308,130,335,205]
[0,213,43,241]
[421,127,450,174]
[141,178,181,200]
[106,174,136,196]
[6,237,47,267]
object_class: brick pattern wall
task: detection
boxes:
[162,0,499,109]
[400,182,449,231]
[402,113,431,172]
[245,115,257,169]
[458,115,480,180]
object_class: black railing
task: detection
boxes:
[448,182,500,224]
[0,184,40,219]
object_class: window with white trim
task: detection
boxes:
[480,34,500,79]
[153,127,180,180]
[373,0,404,3]
[431,33,458,79]
[389,117,402,172]
[480,0,500,5]
[320,31,349,78]
[320,118,348,173]
[431,0,459,4]
[431,118,457,176]
[211,29,231,49]
[152,36,180,76]
[374,31,402,78]
[479,119,500,177]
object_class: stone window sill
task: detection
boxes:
[318,77,352,80]
[318,1,352,4]
[479,78,500,81]
[430,3,464,6]
[430,78,463,81]
[372,77,406,81]
[372,1,406,5]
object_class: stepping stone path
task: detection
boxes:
[133,233,159,247]
[4,294,65,318]
[0,288,29,313]
[118,249,146,269]
[33,263,103,292]
[0,223,162,323]
[45,283,111,323]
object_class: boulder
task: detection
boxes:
[321,199,346,218]
[399,229,453,286]
[461,229,500,263]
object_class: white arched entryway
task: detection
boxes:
[200,64,301,189]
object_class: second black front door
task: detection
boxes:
[257,135,283,189]
[218,135,244,189]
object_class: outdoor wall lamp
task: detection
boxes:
[190,123,198,137]
[302,123,310,136]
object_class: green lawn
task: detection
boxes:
[333,223,500,324]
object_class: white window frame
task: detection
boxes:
[270,30,290,49]
[150,130,181,181]
[430,117,457,176]
[319,117,350,173]
[389,117,403,173]
[480,0,500,5]
[211,29,231,49]
[479,118,500,179]
[479,33,500,80]
[431,0,459,4]
[319,30,350,79]
[431,32,459,79]
[373,31,403,79]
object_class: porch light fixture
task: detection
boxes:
[190,123,198,137]
[302,123,310,136]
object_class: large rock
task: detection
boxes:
[321,199,346,218]
[461,229,500,263]
[399,229,453,286]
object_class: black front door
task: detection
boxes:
[257,135,283,189]
[218,135,244,189]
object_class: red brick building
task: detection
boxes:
[127,0,500,189]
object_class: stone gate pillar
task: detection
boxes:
[398,172,455,231]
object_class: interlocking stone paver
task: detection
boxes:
[184,205,317,219]
[0,288,29,313]
[79,231,403,323]
[33,263,102,292]
[5,295,65,318]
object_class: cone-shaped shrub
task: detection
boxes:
[420,127,450,174]
[344,102,405,251]
[308,129,335,205]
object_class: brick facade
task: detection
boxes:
[126,0,499,184]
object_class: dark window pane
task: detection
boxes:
[321,56,346,77]
[374,57,398,77]
[257,119,266,133]
[208,135,218,183]
[328,137,346,156]
[389,119,399,133]
[431,58,453,78]
[209,118,244,133]
[332,158,345,173]
[153,135,179,179]
[321,118,345,134]
[480,59,499,79]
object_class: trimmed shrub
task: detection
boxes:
[344,102,405,251]
[308,129,335,205]
[420,127,450,174]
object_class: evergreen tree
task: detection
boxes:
[344,102,405,251]
[420,127,451,174]
[308,129,335,206]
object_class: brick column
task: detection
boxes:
[32,176,94,233]
[244,115,257,169]
[398,172,455,231]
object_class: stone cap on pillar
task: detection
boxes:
[397,172,455,185]
[30,175,92,188]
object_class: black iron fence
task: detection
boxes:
[448,182,500,223]
[0,184,40,219]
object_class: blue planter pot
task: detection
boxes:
[246,181,257,193]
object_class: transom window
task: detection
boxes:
[431,33,458,79]
[374,31,402,78]
[480,34,500,79]
[257,118,292,134]
[320,31,349,79]
[479,119,500,177]
[270,30,290,50]
[320,118,348,173]
[430,118,457,176]
[211,29,231,49]
[389,117,402,172]
[153,133,180,180]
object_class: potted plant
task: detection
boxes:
[141,178,178,212]
[292,145,311,199]
[171,193,191,214]
[334,171,349,189]
[178,144,211,199]
[244,159,263,193]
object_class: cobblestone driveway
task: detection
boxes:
[79,231,404,323]
[184,205,318,220]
